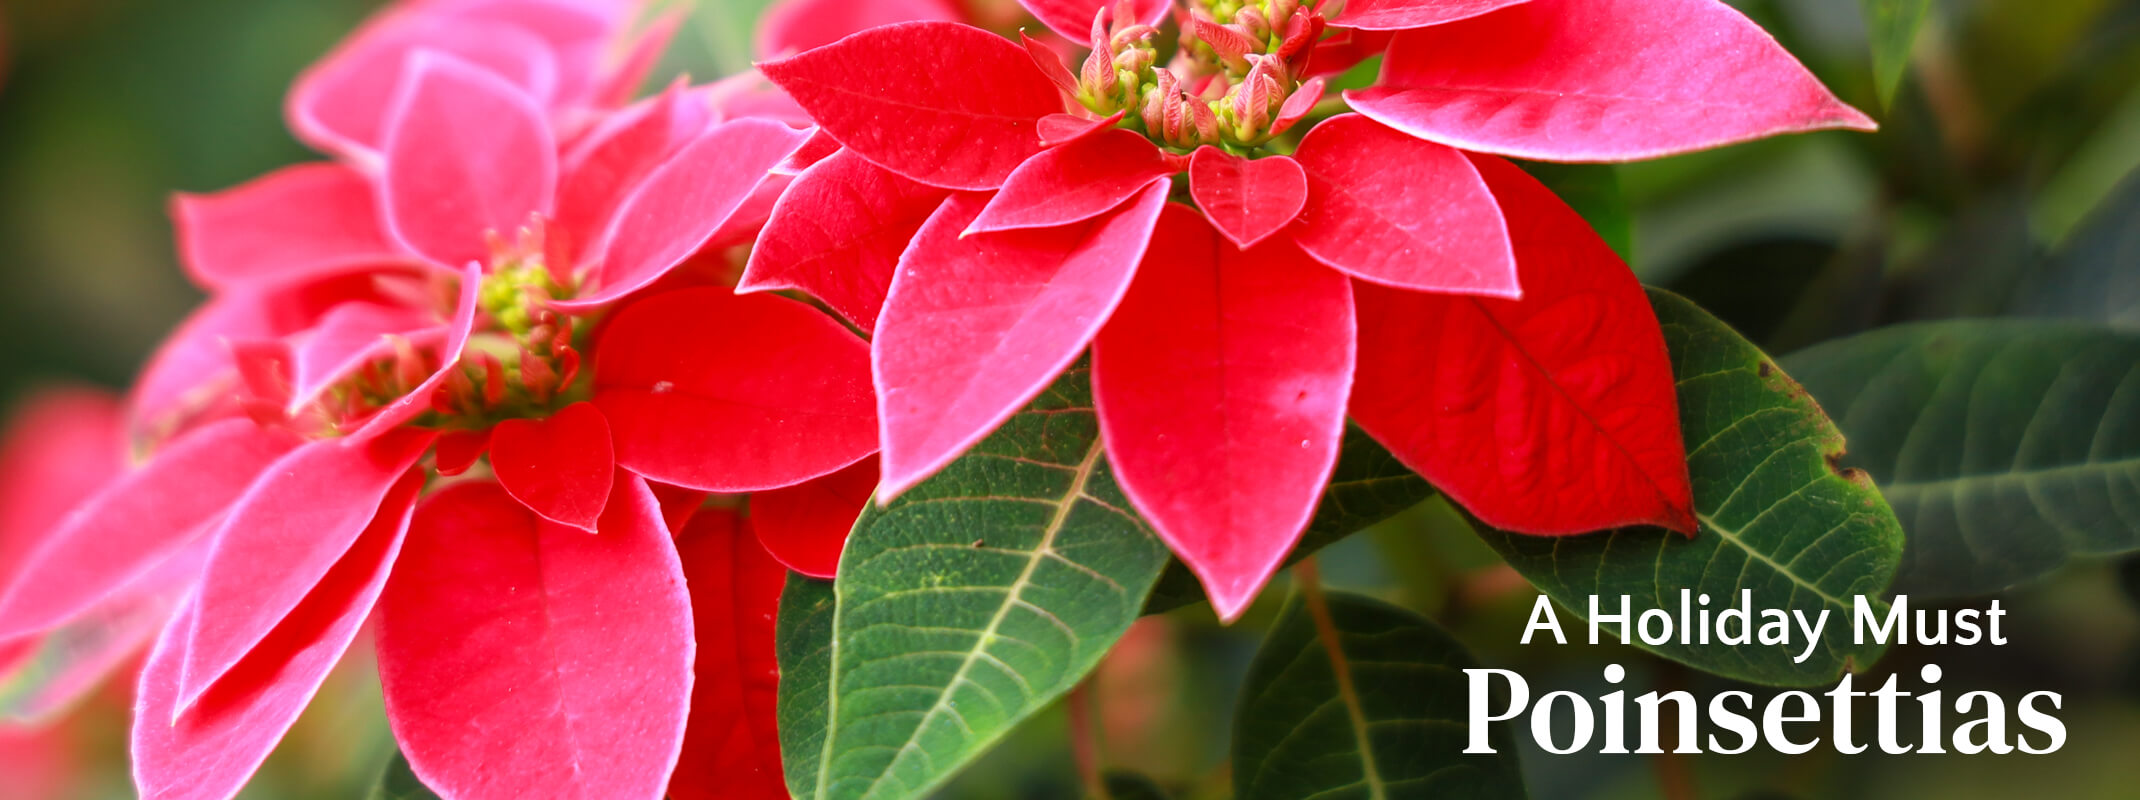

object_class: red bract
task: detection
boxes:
[1022,0,1170,45]
[1344,0,1877,161]
[756,0,1867,617]
[1186,146,1306,248]
[737,149,951,332]
[1332,0,1528,30]
[758,23,1064,191]
[668,510,787,800]
[377,478,691,800]
[872,184,1170,498]
[1349,155,1699,536]
[1093,206,1356,613]
[749,458,878,579]
[489,400,615,531]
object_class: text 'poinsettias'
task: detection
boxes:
[748,0,1871,619]
[0,2,871,799]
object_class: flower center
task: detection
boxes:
[1077,0,1327,152]
[433,221,590,428]
[285,218,592,438]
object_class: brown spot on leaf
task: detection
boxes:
[1758,362,1774,378]
[1825,451,1874,487]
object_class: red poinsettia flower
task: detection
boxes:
[748,0,1872,619]
[0,3,872,798]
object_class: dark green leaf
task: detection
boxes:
[2011,167,2140,328]
[1233,590,1525,800]
[776,573,838,797]
[779,365,1173,800]
[1101,771,1173,800]
[1864,0,1931,107]
[367,749,441,800]
[1782,320,2140,597]
[1482,290,1904,686]
[1142,426,1435,615]
[1520,161,1632,261]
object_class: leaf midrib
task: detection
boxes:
[845,439,1109,800]
[1302,584,1388,800]
[1694,510,1853,611]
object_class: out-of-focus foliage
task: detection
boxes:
[1786,321,2140,598]
[0,0,378,398]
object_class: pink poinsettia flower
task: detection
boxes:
[748,0,1873,619]
[0,4,872,799]
[288,0,679,166]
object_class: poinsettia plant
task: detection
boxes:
[737,2,1911,798]
[747,0,1871,617]
[0,0,2001,797]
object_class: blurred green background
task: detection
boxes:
[0,0,2136,798]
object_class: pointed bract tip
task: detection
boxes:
[1209,589,1255,625]
[1669,508,1701,539]
[731,274,787,294]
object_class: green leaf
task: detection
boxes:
[1864,0,1931,107]
[368,749,442,800]
[1782,320,2140,597]
[1519,161,1632,261]
[778,365,1173,800]
[2012,167,2140,328]
[776,573,838,797]
[1233,590,1526,800]
[1482,290,1904,686]
[1142,426,1435,615]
